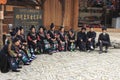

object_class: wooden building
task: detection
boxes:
[2,0,79,33]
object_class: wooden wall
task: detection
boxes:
[3,0,79,33]
[43,0,79,30]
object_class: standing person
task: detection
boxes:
[47,23,58,53]
[57,26,68,51]
[86,26,96,52]
[37,26,52,54]
[27,25,37,59]
[98,27,111,54]
[77,27,87,51]
[68,29,76,51]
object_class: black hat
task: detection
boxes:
[81,27,86,30]
[15,27,20,33]
[13,37,20,43]
[50,23,55,29]
[102,27,107,31]
[39,25,44,29]
[39,25,46,31]
[59,26,64,30]
[10,28,16,36]
[19,26,23,31]
[30,25,35,30]
[69,28,74,33]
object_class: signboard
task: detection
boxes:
[14,8,43,34]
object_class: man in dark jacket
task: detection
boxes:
[87,26,96,51]
[77,27,87,51]
[98,27,111,54]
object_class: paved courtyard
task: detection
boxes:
[0,32,120,80]
[0,48,120,80]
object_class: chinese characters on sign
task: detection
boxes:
[14,8,43,34]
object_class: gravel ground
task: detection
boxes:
[0,32,120,80]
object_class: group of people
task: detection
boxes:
[0,23,111,73]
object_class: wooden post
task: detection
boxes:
[73,0,79,31]
[0,5,4,48]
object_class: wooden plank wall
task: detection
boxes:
[3,0,79,32]
[43,0,79,31]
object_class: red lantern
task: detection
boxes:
[0,0,7,5]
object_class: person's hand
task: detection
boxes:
[81,39,83,42]
[52,39,56,41]
[60,41,63,44]
[22,46,25,49]
[33,40,37,44]
[18,54,22,57]
[88,38,92,41]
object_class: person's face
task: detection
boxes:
[61,28,64,32]
[52,26,55,31]
[20,29,24,34]
[17,30,21,35]
[15,40,20,46]
[69,31,72,35]
[82,29,86,33]
[39,28,43,33]
[90,28,94,32]
[32,28,35,33]
[102,30,106,33]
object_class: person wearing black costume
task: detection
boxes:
[13,27,30,64]
[19,26,27,46]
[57,26,68,51]
[98,27,111,54]
[86,26,96,52]
[68,29,76,51]
[77,27,87,51]
[37,26,52,54]
[19,27,32,62]
[27,25,37,59]
[0,45,10,73]
[47,23,58,52]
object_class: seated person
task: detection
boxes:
[19,27,32,62]
[37,25,52,54]
[77,27,87,51]
[68,29,76,51]
[27,25,37,58]
[57,26,68,51]
[13,27,31,63]
[47,23,58,53]
[86,26,96,51]
[19,26,27,46]
[0,38,22,72]
[97,27,111,54]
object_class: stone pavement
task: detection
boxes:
[0,48,120,80]
[0,32,120,80]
